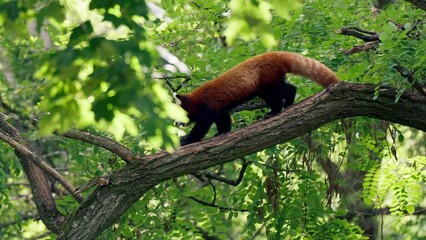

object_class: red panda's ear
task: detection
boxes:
[173,93,186,106]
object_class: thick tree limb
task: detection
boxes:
[59,82,426,239]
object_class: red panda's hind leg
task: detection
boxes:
[259,84,286,118]
[215,111,232,136]
[259,81,297,119]
[282,82,296,108]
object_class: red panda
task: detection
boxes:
[174,51,340,146]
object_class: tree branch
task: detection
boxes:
[193,223,221,240]
[337,27,380,42]
[204,158,250,186]
[56,82,426,239]
[0,117,84,202]
[404,0,426,11]
[337,27,380,54]
[0,114,66,233]
[0,130,83,203]
[32,119,136,163]
[340,41,380,55]
[188,196,248,212]
[393,62,426,96]
[62,130,136,163]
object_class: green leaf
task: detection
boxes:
[37,1,65,31]
[0,1,19,20]
[89,0,117,10]
[271,0,302,19]
[69,21,94,46]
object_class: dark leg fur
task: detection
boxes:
[180,109,218,146]
[215,111,232,136]
[282,82,296,108]
[259,81,297,118]
[259,83,286,118]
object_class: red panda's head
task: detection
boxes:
[173,93,197,122]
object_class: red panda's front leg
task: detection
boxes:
[180,109,218,146]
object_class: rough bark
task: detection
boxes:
[0,115,66,233]
[58,82,426,239]
[405,0,426,10]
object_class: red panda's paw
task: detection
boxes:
[264,111,280,119]
[214,132,226,137]
[180,138,192,146]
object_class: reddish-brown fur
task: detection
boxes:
[176,51,340,145]
[183,51,339,112]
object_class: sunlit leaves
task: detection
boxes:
[271,0,302,19]
[0,0,425,238]
[36,1,65,31]
[366,4,426,89]
[225,0,274,47]
[56,195,79,216]
[90,0,148,19]
[224,0,301,48]
[363,156,425,215]
[28,0,182,149]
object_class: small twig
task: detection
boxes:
[207,178,217,205]
[176,75,192,92]
[387,20,405,30]
[164,78,177,92]
[337,27,380,42]
[204,158,250,186]
[188,196,248,212]
[29,118,136,164]
[156,75,192,93]
[250,222,266,240]
[337,26,381,54]
[340,41,380,55]
[75,175,110,195]
[393,61,426,96]
[169,18,204,48]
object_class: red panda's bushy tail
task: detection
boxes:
[279,52,340,87]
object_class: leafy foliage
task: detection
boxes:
[363,156,425,215]
[0,0,425,239]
